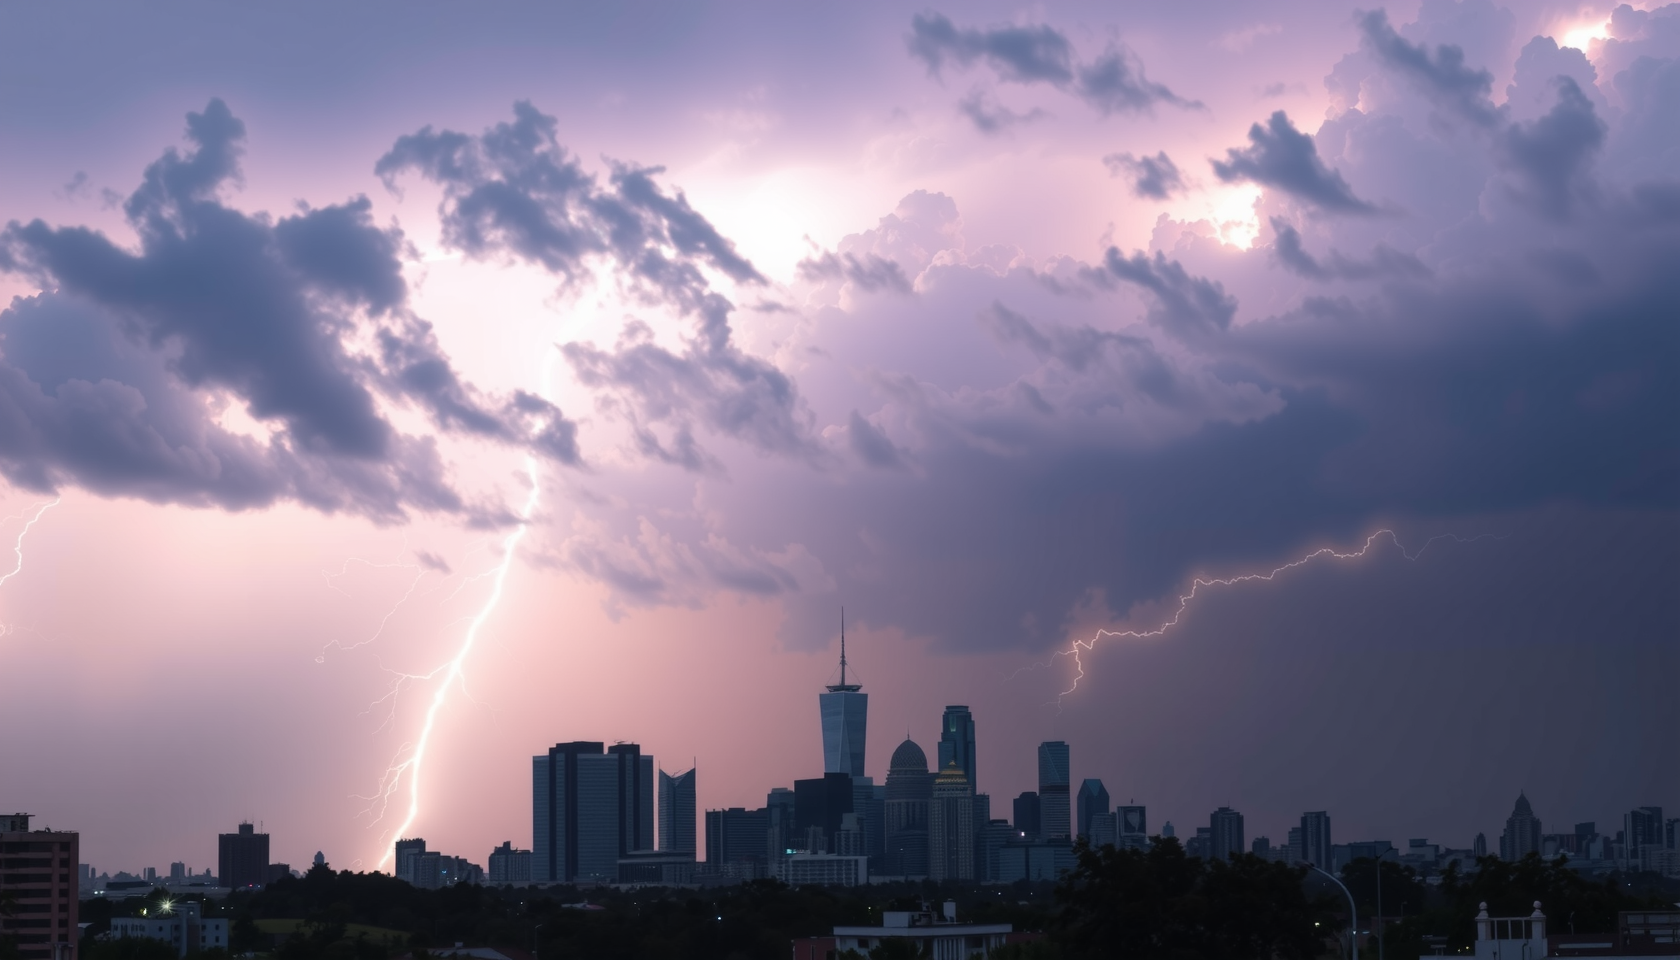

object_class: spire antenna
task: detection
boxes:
[826,606,861,692]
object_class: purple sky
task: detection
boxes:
[0,0,1675,876]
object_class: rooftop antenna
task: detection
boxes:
[828,606,860,692]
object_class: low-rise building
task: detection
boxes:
[108,901,228,958]
[793,902,1026,960]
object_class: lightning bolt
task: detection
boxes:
[363,346,560,870]
[0,497,60,590]
[1042,529,1497,704]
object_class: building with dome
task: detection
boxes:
[885,738,932,877]
[929,760,975,881]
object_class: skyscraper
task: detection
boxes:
[794,773,855,853]
[217,822,269,890]
[937,706,976,791]
[819,616,867,778]
[1013,792,1041,840]
[1301,811,1332,871]
[532,740,653,883]
[1117,805,1147,841]
[1076,779,1110,841]
[1,815,77,960]
[1038,741,1071,840]
[928,761,975,880]
[659,766,697,856]
[1499,793,1541,861]
[1209,807,1244,860]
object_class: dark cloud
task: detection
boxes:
[1268,217,1430,281]
[1103,151,1184,199]
[0,99,575,520]
[956,89,1047,133]
[381,102,808,468]
[1092,248,1238,337]
[847,410,904,468]
[797,251,913,294]
[1357,8,1502,128]
[908,12,1195,116]
[1212,111,1379,213]
[1497,77,1607,220]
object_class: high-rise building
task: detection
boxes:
[659,767,697,857]
[1076,780,1110,841]
[794,773,855,854]
[1209,807,1244,860]
[1013,792,1041,840]
[486,842,532,883]
[1473,833,1488,858]
[885,739,931,877]
[532,740,653,883]
[820,617,867,778]
[938,706,976,792]
[218,823,269,890]
[1499,793,1542,861]
[928,761,975,881]
[1301,811,1332,871]
[1286,827,1303,865]
[979,820,1015,882]
[1625,807,1663,870]
[1038,742,1071,840]
[706,807,769,874]
[0,814,78,960]
[1117,805,1147,840]
[766,788,796,865]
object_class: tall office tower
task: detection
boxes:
[533,741,604,882]
[938,706,977,791]
[885,739,932,877]
[766,788,796,863]
[1499,793,1542,861]
[794,773,855,854]
[706,807,770,872]
[1301,811,1332,870]
[1625,807,1663,849]
[928,761,975,880]
[1118,805,1147,839]
[608,744,655,859]
[1666,819,1679,851]
[659,767,697,856]
[218,823,270,890]
[1076,780,1110,840]
[394,838,427,883]
[1013,792,1042,840]
[846,777,884,873]
[1473,833,1488,858]
[0,815,78,960]
[1209,807,1244,860]
[819,615,868,778]
[1286,827,1304,864]
[1038,742,1071,840]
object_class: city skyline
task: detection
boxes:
[1,0,1675,878]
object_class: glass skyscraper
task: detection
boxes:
[1038,741,1071,840]
[820,617,867,778]
[937,705,976,792]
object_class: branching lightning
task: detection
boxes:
[1039,529,1498,705]
[0,497,60,590]
[360,347,560,870]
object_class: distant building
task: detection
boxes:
[1012,792,1041,841]
[774,852,868,887]
[928,761,975,881]
[1076,780,1110,842]
[1474,832,1488,858]
[109,901,226,958]
[819,620,867,779]
[996,840,1076,882]
[1087,813,1118,850]
[1187,827,1212,860]
[532,740,654,883]
[393,838,481,888]
[658,766,697,857]
[1162,821,1175,838]
[1210,807,1244,861]
[978,820,1015,882]
[794,773,855,855]
[884,739,931,877]
[217,823,269,890]
[1301,811,1332,871]
[802,902,1018,960]
[766,788,796,869]
[0,814,78,960]
[486,842,532,884]
[1117,805,1147,846]
[1252,836,1271,857]
[1500,793,1542,861]
[938,706,977,791]
[1037,742,1070,840]
[616,851,696,885]
[1625,807,1663,871]
[706,806,769,876]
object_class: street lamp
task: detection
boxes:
[1303,862,1358,960]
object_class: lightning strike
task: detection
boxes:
[0,497,60,591]
[365,345,562,870]
[1043,529,1496,704]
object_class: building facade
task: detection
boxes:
[217,823,269,890]
[928,761,975,881]
[884,739,931,877]
[819,625,867,778]
[937,706,976,792]
[1076,780,1110,842]
[532,740,654,884]
[109,902,225,958]
[1210,807,1244,861]
[486,842,532,884]
[658,767,697,857]
[1037,742,1070,841]
[1301,811,1332,871]
[1500,793,1542,861]
[0,814,77,960]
